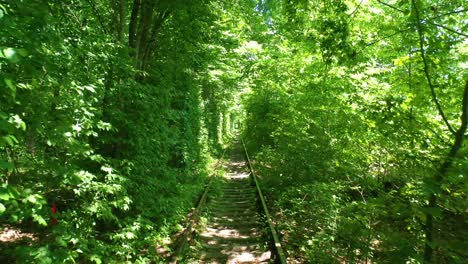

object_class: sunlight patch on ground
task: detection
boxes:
[226,251,271,263]
[0,226,36,242]
[226,171,250,179]
[202,227,251,239]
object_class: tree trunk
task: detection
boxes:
[423,79,468,263]
[135,0,154,71]
[129,0,141,51]
[118,0,126,42]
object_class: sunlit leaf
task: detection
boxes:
[2,48,19,63]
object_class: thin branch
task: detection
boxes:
[428,9,468,20]
[349,0,364,18]
[430,22,468,38]
[357,27,412,53]
[367,28,411,47]
[376,0,405,13]
[141,9,172,71]
[413,117,451,145]
[412,0,456,136]
[148,9,172,46]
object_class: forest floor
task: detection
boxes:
[0,224,38,263]
[184,142,272,263]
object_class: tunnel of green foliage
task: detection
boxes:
[0,0,467,263]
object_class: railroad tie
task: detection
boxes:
[187,143,272,263]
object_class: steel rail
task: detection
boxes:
[169,146,229,264]
[241,138,287,264]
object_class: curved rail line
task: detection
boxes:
[170,138,286,263]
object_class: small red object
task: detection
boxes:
[51,202,57,225]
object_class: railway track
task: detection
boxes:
[171,139,286,263]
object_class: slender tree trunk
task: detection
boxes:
[129,0,141,51]
[411,1,468,261]
[135,0,154,71]
[129,0,173,79]
[423,80,468,263]
[118,0,126,43]
[140,10,171,74]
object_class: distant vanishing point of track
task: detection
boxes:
[171,139,286,264]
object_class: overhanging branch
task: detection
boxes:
[377,0,405,13]
[431,22,468,38]
[412,0,456,135]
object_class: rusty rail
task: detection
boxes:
[169,147,228,263]
[241,138,287,264]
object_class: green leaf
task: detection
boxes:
[5,78,16,94]
[33,246,53,263]
[0,160,14,172]
[90,255,103,264]
[9,114,26,131]
[0,189,10,200]
[84,85,96,93]
[2,135,18,146]
[0,4,7,16]
[26,194,37,203]
[17,48,28,57]
[33,214,47,226]
[2,48,19,63]
[0,202,5,214]
[101,166,113,174]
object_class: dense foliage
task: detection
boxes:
[0,1,248,262]
[0,0,466,263]
[242,0,467,263]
